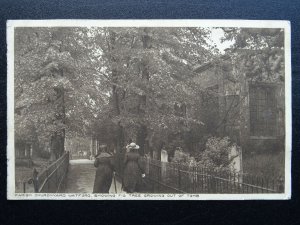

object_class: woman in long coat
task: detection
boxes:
[93,150,115,193]
[122,143,145,193]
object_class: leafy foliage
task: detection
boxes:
[222,28,284,83]
[15,28,108,144]
[15,27,282,162]
[86,27,216,153]
[170,136,240,172]
[199,136,234,169]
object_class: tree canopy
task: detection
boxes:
[15,26,284,159]
[15,27,217,157]
[222,28,284,82]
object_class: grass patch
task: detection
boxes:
[15,157,51,193]
[243,151,285,180]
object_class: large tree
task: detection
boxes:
[15,27,108,159]
[89,27,216,156]
[15,26,217,160]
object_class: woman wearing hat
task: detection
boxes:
[93,148,115,193]
[122,143,145,193]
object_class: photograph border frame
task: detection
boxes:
[7,19,292,200]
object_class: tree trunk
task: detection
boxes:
[109,30,124,154]
[50,133,63,160]
[50,70,66,160]
[137,28,151,155]
[136,124,147,156]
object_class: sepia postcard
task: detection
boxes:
[7,20,291,200]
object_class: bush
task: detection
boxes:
[197,136,240,171]
[170,136,241,172]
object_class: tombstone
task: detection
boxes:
[161,149,168,181]
[30,145,33,157]
[229,144,242,182]
[161,149,168,162]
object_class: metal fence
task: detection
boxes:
[141,158,284,194]
[23,152,70,193]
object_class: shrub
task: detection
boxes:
[170,136,241,172]
[197,136,240,171]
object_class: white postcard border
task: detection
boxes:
[7,19,292,200]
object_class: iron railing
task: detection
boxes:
[22,152,70,193]
[140,157,284,194]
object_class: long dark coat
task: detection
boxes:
[123,151,145,193]
[93,153,115,193]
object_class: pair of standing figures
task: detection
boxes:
[93,143,145,193]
